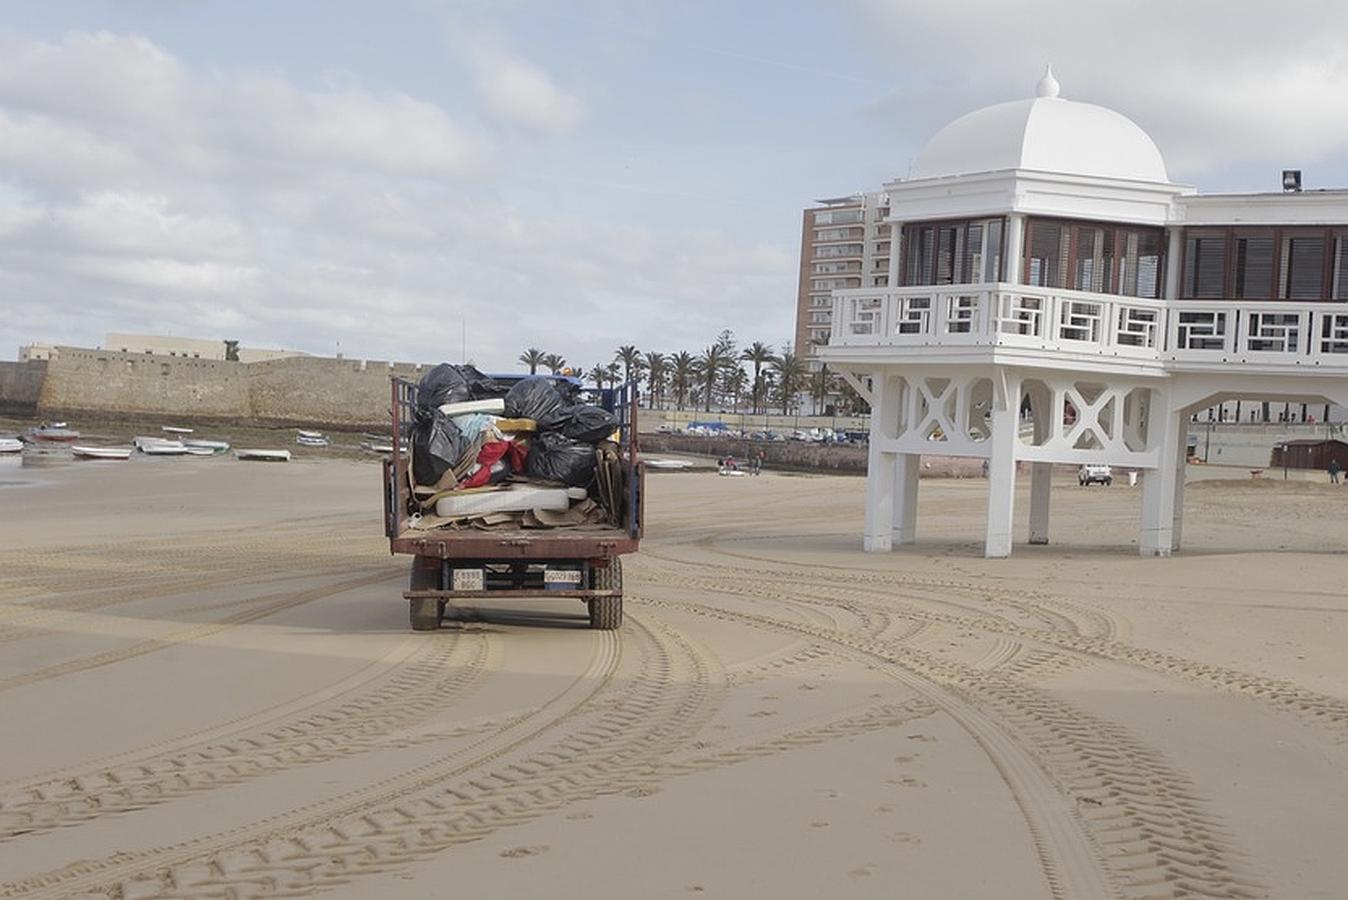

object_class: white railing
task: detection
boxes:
[829,283,1348,369]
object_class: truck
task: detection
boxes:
[383,376,643,632]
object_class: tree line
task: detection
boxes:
[516,331,868,416]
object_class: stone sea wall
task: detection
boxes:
[0,360,47,415]
[23,347,431,428]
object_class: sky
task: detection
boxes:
[4,0,1348,370]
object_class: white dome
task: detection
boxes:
[910,90,1170,184]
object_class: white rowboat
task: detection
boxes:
[72,445,133,460]
[183,439,230,453]
[161,426,194,434]
[0,438,23,454]
[236,449,292,462]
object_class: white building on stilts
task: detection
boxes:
[819,67,1348,558]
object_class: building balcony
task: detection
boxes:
[822,284,1348,375]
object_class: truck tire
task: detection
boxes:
[409,557,442,632]
[588,558,623,630]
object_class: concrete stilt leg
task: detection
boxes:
[894,453,919,545]
[1028,462,1052,545]
[864,374,899,552]
[985,378,1020,559]
[1171,447,1187,552]
[1140,409,1184,557]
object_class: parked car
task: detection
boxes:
[1078,464,1113,486]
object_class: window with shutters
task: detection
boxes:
[1232,234,1274,299]
[1280,233,1325,299]
[1024,218,1164,297]
[1182,232,1226,299]
[1334,234,1348,300]
[901,218,1004,286]
[1181,227,1348,301]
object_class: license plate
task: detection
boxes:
[544,569,581,585]
[452,568,484,591]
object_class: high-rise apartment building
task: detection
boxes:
[794,191,892,367]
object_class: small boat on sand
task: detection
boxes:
[161,426,194,435]
[297,432,330,447]
[72,445,133,460]
[0,438,22,454]
[27,425,80,443]
[236,449,292,462]
[134,436,189,455]
[183,439,230,454]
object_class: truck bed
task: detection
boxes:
[389,524,638,560]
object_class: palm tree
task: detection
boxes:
[587,364,608,389]
[740,341,774,414]
[614,344,644,390]
[542,353,566,375]
[670,351,696,410]
[809,363,836,413]
[518,347,545,374]
[722,366,749,411]
[770,352,808,414]
[643,351,667,408]
[696,343,733,412]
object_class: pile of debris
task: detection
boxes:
[404,364,627,531]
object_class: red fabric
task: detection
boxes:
[458,440,529,489]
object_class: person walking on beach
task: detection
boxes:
[1329,458,1342,485]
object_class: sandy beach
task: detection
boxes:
[2,455,1346,899]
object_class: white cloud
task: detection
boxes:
[0,30,791,369]
[467,42,584,136]
[847,0,1348,183]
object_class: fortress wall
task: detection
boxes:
[24,348,443,426]
[245,357,426,427]
[38,349,249,419]
[0,360,47,415]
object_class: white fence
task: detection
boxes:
[830,284,1348,367]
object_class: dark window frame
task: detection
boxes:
[1023,216,1165,299]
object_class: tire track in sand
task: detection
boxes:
[639,593,1267,900]
[2,614,712,899]
[0,631,493,840]
[0,569,396,694]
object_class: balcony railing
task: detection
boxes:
[828,284,1348,368]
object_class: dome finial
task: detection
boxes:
[1036,64,1060,99]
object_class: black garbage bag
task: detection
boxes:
[526,431,597,487]
[560,404,617,443]
[411,409,466,486]
[553,379,582,405]
[503,377,569,430]
[417,363,505,412]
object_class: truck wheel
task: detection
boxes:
[409,557,442,632]
[588,558,623,630]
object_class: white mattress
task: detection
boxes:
[435,485,570,517]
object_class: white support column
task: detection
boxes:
[894,453,920,544]
[1028,462,1052,545]
[1164,227,1183,300]
[864,372,900,551]
[1170,425,1187,551]
[1003,213,1027,284]
[985,371,1021,558]
[886,221,903,287]
[1140,396,1184,557]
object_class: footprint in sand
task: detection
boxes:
[907,734,937,743]
[565,812,593,821]
[810,820,830,828]
[849,866,874,878]
[627,785,661,798]
[500,845,549,859]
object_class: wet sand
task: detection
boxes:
[1,456,1346,898]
